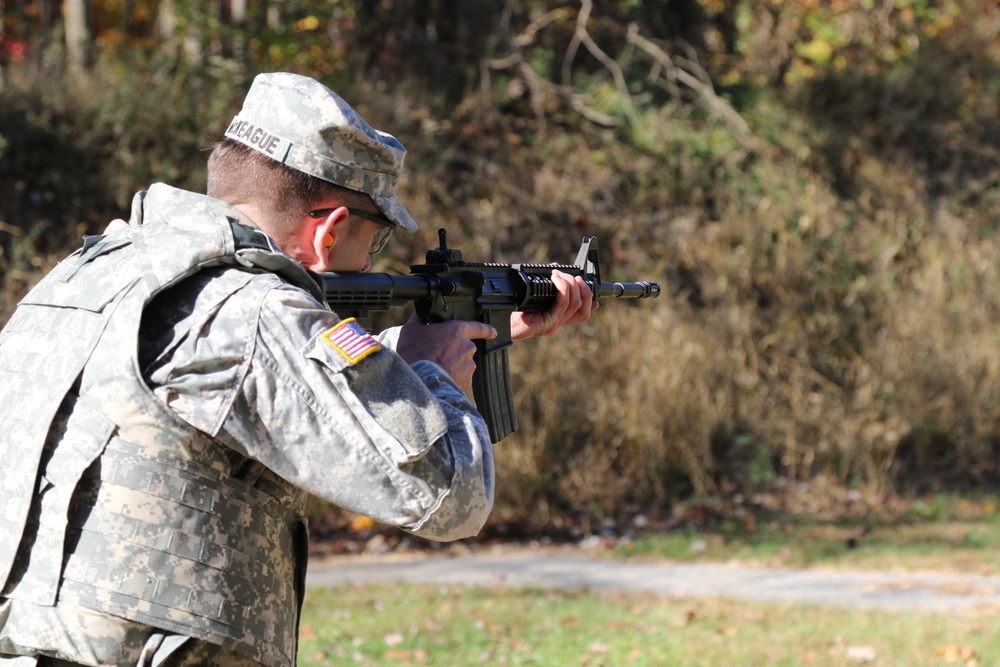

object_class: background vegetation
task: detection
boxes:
[2,0,999,539]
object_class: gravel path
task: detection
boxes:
[306,548,1000,612]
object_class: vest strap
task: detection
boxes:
[229,221,274,252]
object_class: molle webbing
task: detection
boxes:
[0,300,123,596]
[58,438,301,666]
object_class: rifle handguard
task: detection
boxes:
[321,229,659,443]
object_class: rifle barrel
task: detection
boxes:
[598,281,661,299]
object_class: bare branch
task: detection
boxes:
[513,7,575,48]
[517,61,548,127]
[626,24,749,134]
[483,28,620,130]
[565,0,638,126]
[561,2,586,87]
[481,2,746,134]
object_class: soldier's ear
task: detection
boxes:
[308,207,350,270]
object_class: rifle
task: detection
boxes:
[320,229,660,443]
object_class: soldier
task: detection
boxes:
[0,72,595,667]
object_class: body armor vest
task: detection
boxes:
[0,185,324,667]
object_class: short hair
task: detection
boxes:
[207,138,370,242]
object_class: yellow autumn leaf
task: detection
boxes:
[293,15,320,32]
[935,644,975,662]
[796,39,834,65]
[349,514,376,532]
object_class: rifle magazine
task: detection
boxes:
[472,347,518,443]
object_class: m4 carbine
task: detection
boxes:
[320,229,660,443]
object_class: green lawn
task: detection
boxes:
[299,584,1000,666]
[300,495,1000,665]
[615,494,1000,574]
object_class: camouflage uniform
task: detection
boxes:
[0,74,494,667]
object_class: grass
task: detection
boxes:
[300,494,1000,666]
[298,583,1000,666]
[613,494,1000,575]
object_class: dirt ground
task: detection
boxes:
[305,543,1000,612]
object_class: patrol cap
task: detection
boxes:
[224,72,417,232]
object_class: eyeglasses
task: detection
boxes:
[310,208,394,255]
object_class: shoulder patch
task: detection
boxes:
[321,318,381,364]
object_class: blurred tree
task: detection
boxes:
[0,0,5,93]
[158,0,177,40]
[64,0,90,77]
[122,0,131,45]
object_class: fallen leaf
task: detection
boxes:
[349,514,375,532]
[846,645,877,663]
[935,644,976,663]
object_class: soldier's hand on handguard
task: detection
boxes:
[395,312,498,391]
[510,269,599,341]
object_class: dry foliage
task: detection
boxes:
[2,0,999,534]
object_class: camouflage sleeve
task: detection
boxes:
[149,273,494,541]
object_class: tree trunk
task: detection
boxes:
[0,0,5,94]
[230,0,247,59]
[122,0,132,47]
[231,0,246,22]
[63,0,90,78]
[266,1,282,30]
[158,0,177,40]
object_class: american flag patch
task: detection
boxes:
[321,318,381,364]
